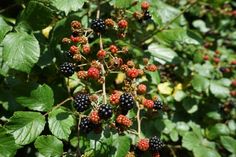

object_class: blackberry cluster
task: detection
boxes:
[98,104,113,120]
[153,100,163,110]
[143,11,152,20]
[120,93,135,113]
[79,117,93,133]
[59,62,75,77]
[91,19,106,33]
[74,94,91,112]
[149,136,164,152]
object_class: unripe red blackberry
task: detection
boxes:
[231,80,236,87]
[79,117,93,133]
[231,60,236,65]
[146,64,157,72]
[105,18,115,27]
[203,55,209,61]
[87,67,100,79]
[152,152,160,157]
[120,93,135,111]
[109,45,118,54]
[153,100,163,110]
[127,68,139,78]
[71,20,81,29]
[89,111,100,124]
[59,62,75,77]
[74,94,91,112]
[98,104,113,120]
[118,19,128,29]
[70,35,80,43]
[70,45,79,55]
[149,136,164,152]
[97,49,107,59]
[137,84,147,94]
[77,71,87,79]
[91,19,106,33]
[116,115,132,127]
[143,99,154,109]
[213,57,220,63]
[110,93,120,105]
[141,1,150,10]
[82,44,91,54]
[137,138,149,151]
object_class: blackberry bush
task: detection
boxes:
[1,0,235,157]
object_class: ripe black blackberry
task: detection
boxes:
[74,94,91,112]
[98,104,112,120]
[64,51,73,59]
[91,19,106,33]
[153,100,163,110]
[143,11,152,20]
[120,93,135,111]
[79,117,93,133]
[59,62,75,77]
[149,136,164,152]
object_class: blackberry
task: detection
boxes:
[64,51,73,59]
[74,94,91,112]
[79,117,93,133]
[59,62,75,77]
[153,100,163,110]
[120,93,135,111]
[91,19,106,33]
[143,11,152,20]
[149,136,164,152]
[98,104,113,120]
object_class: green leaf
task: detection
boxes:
[52,0,86,15]
[48,107,76,140]
[192,20,210,33]
[0,127,19,157]
[110,0,133,8]
[193,146,221,157]
[191,74,210,92]
[20,0,54,30]
[182,97,198,114]
[0,17,12,42]
[34,135,63,157]
[210,80,230,99]
[193,63,214,78]
[182,132,201,150]
[148,43,178,64]
[16,84,54,112]
[220,136,236,154]
[206,123,230,140]
[151,0,186,27]
[112,135,130,157]
[2,32,40,73]
[170,129,179,142]
[156,29,202,46]
[5,111,45,145]
[0,46,9,76]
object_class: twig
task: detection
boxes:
[44,97,73,116]
[101,64,107,104]
[76,116,82,157]
[136,101,141,138]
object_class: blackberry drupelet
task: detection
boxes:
[153,100,163,110]
[74,94,91,112]
[91,19,106,33]
[59,62,75,77]
[79,117,93,133]
[143,11,152,20]
[120,93,135,111]
[149,136,164,152]
[98,104,113,120]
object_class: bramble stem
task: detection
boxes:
[44,97,73,116]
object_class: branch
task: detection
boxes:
[44,97,73,116]
[76,116,82,157]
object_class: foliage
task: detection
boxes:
[0,0,236,157]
